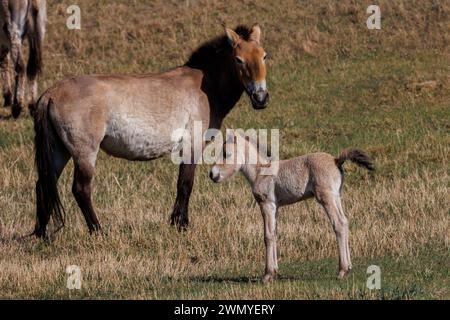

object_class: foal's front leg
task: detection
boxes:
[259,201,278,283]
[171,163,197,230]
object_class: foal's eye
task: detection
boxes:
[235,57,245,65]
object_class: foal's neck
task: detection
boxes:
[240,145,272,186]
[241,163,258,186]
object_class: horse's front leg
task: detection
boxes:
[11,39,26,118]
[170,163,197,230]
[260,201,278,283]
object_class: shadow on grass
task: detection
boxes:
[189,275,260,284]
[0,230,38,245]
[189,272,336,284]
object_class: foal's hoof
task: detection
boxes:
[338,269,351,279]
[262,273,277,284]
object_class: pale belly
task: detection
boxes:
[100,112,189,161]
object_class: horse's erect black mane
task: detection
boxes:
[185,25,252,71]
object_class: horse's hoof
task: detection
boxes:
[28,104,36,116]
[170,215,189,231]
[11,105,22,119]
[90,228,107,238]
[31,230,52,243]
[3,93,12,107]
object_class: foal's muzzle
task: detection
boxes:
[209,167,221,183]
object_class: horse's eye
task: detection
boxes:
[263,53,268,61]
[235,57,245,65]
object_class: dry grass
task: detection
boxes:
[0,0,449,299]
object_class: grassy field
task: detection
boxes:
[0,0,449,299]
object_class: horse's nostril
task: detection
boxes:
[252,91,269,107]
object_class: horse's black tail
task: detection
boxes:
[27,0,44,79]
[336,148,375,172]
[33,97,65,237]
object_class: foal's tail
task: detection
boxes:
[33,97,65,235]
[335,148,375,172]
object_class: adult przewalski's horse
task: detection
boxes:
[33,24,270,238]
[0,0,46,118]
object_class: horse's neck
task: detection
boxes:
[204,59,244,125]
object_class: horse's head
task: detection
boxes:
[225,24,269,110]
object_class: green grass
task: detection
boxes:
[12,250,448,299]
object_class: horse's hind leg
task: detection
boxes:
[170,163,197,230]
[11,41,26,118]
[0,48,12,107]
[72,157,102,233]
[27,0,46,114]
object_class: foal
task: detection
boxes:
[210,134,374,282]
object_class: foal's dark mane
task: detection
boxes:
[185,25,252,71]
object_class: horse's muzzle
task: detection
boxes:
[251,90,269,110]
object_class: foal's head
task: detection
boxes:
[209,133,262,183]
[225,24,269,109]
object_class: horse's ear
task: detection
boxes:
[225,27,240,48]
[249,23,261,44]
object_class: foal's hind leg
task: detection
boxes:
[336,197,352,270]
[0,48,12,107]
[72,157,102,233]
[316,191,351,279]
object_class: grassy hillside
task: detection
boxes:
[0,0,448,299]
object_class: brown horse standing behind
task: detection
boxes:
[32,24,270,238]
[0,0,46,118]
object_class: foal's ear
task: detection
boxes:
[225,130,234,143]
[249,23,261,44]
[225,27,241,48]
